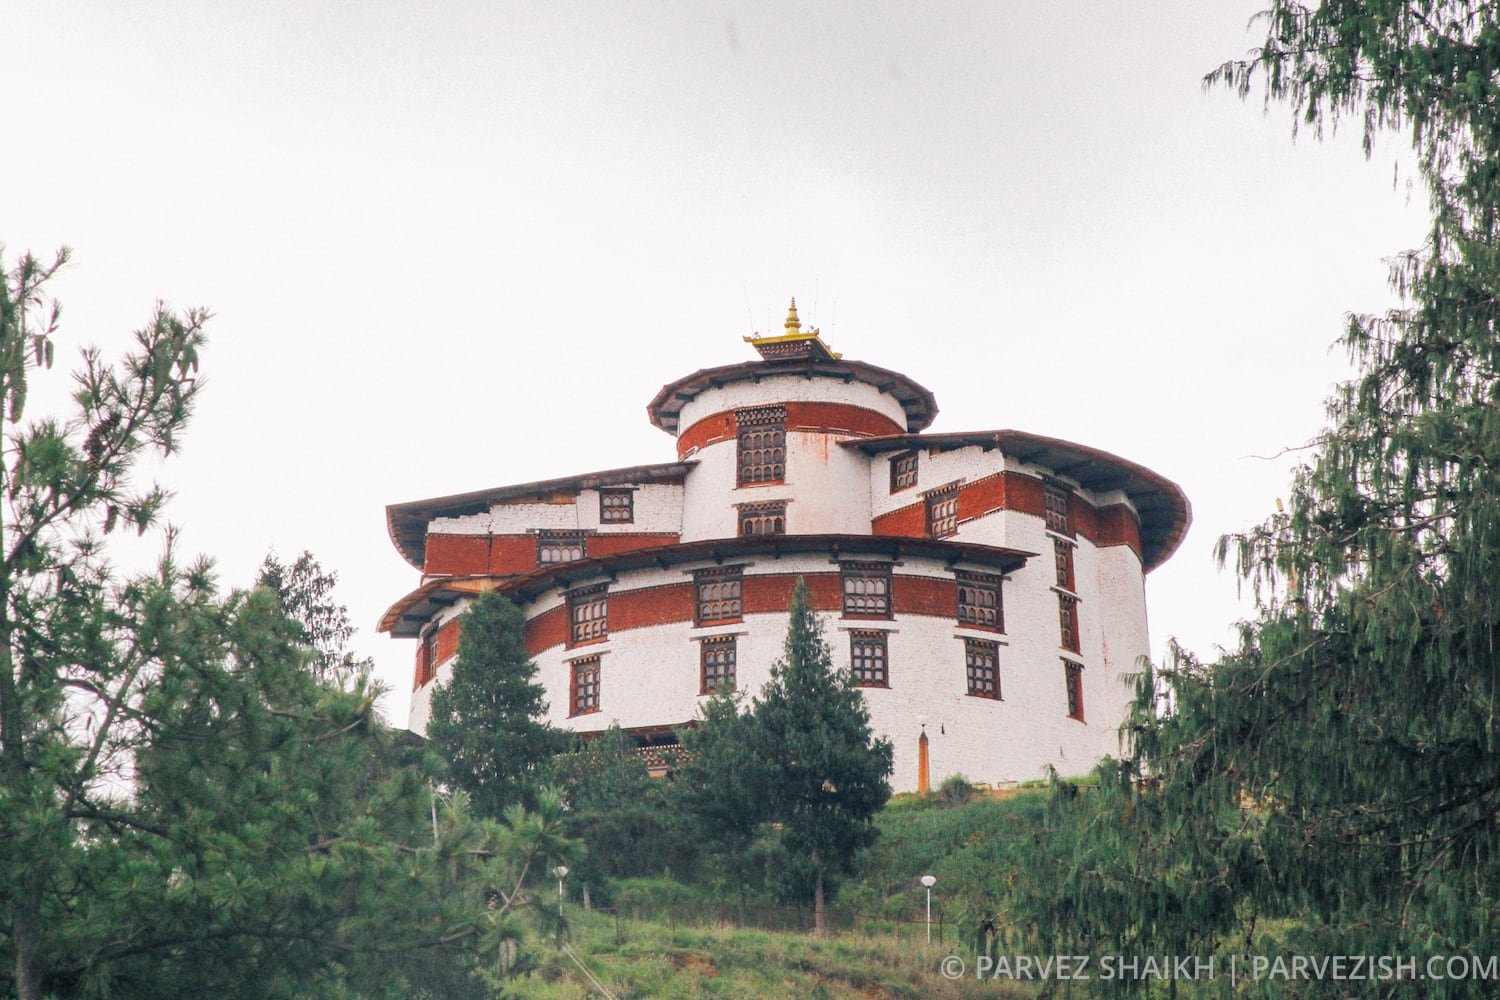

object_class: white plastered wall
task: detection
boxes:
[680,434,872,541]
[516,550,1146,792]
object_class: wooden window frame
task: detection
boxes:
[417,628,439,688]
[955,571,1003,631]
[694,567,744,626]
[568,584,608,647]
[738,500,787,537]
[1052,537,1075,591]
[849,630,889,688]
[1058,593,1080,653]
[889,451,919,493]
[1044,478,1071,536]
[538,530,587,566]
[841,562,893,619]
[700,636,737,694]
[736,405,787,486]
[570,656,601,716]
[965,638,1001,700]
[1064,660,1085,721]
[599,488,634,524]
[925,485,959,539]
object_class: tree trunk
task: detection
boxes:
[813,863,826,937]
[14,882,39,1000]
[3,627,40,1000]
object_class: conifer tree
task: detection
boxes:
[758,579,894,933]
[0,251,573,998]
[1006,5,1500,991]
[257,549,371,689]
[427,591,569,816]
[680,579,893,933]
[551,724,700,894]
[675,685,773,893]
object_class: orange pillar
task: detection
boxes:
[917,728,930,794]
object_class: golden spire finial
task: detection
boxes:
[744,297,840,359]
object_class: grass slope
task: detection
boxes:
[506,791,1060,998]
[508,910,1033,999]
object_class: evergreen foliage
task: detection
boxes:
[1002,5,1500,994]
[551,724,701,898]
[257,550,371,689]
[0,252,573,998]
[426,590,569,816]
[679,579,894,934]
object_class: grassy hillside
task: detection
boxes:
[507,909,1033,1000]
[842,788,1054,932]
[502,789,1057,998]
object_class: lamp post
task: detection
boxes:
[554,865,569,912]
[920,874,936,944]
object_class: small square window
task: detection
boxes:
[738,500,786,537]
[926,486,958,539]
[850,631,889,687]
[569,585,608,646]
[1058,593,1079,653]
[956,572,1002,630]
[842,562,892,618]
[700,636,737,694]
[600,489,634,523]
[571,657,601,716]
[539,531,586,565]
[965,639,1000,699]
[889,451,918,493]
[737,405,786,485]
[694,567,743,626]
[1064,660,1084,721]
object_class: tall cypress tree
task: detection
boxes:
[1006,4,1500,988]
[680,579,893,933]
[757,579,894,934]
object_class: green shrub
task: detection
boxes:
[936,773,974,806]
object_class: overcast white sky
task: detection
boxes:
[6,2,1427,726]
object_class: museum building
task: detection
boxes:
[379,302,1191,791]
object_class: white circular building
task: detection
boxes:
[380,302,1190,792]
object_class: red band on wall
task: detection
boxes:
[676,402,904,459]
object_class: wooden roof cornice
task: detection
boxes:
[378,533,1035,637]
[646,357,939,435]
[844,430,1192,571]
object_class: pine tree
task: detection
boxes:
[0,251,574,997]
[0,246,209,998]
[426,591,569,817]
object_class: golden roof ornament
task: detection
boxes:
[745,296,841,361]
